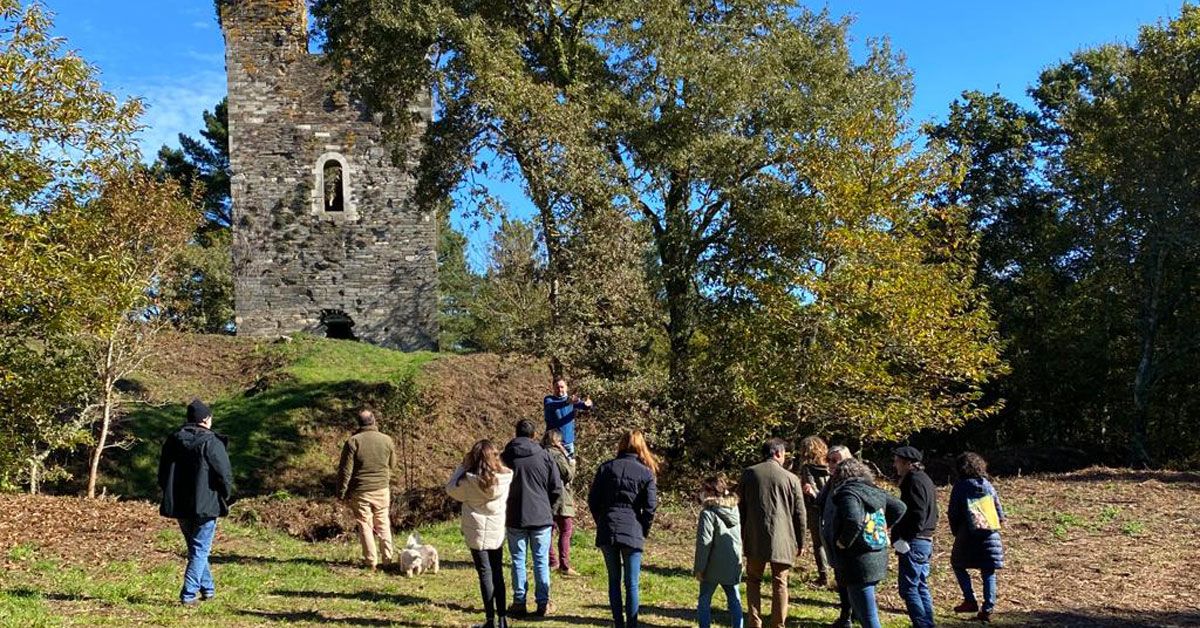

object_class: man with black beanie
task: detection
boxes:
[892,446,938,628]
[158,399,233,606]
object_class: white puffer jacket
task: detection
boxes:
[446,466,514,550]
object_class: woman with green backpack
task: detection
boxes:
[822,458,906,628]
[948,452,1006,623]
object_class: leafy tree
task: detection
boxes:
[153,99,235,333]
[1032,7,1200,465]
[470,218,551,355]
[0,0,199,491]
[436,203,483,351]
[313,0,1005,457]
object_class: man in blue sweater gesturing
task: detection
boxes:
[543,377,591,458]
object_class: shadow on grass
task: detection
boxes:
[238,609,424,626]
[103,380,407,500]
[269,589,478,615]
[210,554,359,568]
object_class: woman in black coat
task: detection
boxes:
[587,429,658,628]
[948,452,1006,623]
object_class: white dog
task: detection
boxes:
[405,533,439,575]
[397,548,424,577]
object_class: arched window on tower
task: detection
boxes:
[322,160,344,212]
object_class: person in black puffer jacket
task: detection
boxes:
[588,429,658,628]
[948,452,1006,623]
[158,399,233,606]
[822,459,906,628]
[501,420,563,619]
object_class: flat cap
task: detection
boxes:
[893,445,923,462]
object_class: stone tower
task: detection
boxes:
[220,0,437,350]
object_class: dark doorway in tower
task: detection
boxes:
[322,160,344,212]
[320,309,357,340]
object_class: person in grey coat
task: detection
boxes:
[738,438,805,628]
[694,474,743,628]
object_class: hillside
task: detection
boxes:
[102,333,549,503]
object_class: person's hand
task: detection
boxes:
[803,483,817,498]
[584,397,593,408]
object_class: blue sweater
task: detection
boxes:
[543,395,588,445]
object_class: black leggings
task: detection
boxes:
[471,547,506,621]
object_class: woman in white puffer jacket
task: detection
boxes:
[447,439,514,628]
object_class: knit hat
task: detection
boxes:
[186,399,212,423]
[893,445,923,463]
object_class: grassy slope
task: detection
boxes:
[106,336,437,499]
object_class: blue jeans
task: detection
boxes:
[178,517,217,602]
[954,566,996,613]
[897,539,935,628]
[601,544,642,628]
[507,526,552,606]
[698,580,742,628]
[846,582,881,628]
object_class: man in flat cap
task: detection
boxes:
[158,399,234,606]
[892,446,938,628]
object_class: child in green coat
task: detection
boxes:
[694,475,744,628]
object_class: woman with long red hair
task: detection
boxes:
[587,429,659,628]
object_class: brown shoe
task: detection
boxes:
[954,600,979,613]
[559,567,580,577]
[534,600,556,617]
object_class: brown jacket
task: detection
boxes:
[337,426,395,498]
[739,458,806,565]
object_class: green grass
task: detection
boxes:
[0,511,939,627]
[106,337,440,500]
[280,336,438,386]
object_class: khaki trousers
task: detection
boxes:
[349,487,393,566]
[746,558,790,628]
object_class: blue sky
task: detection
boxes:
[46,0,1186,264]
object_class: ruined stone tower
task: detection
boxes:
[220,0,437,350]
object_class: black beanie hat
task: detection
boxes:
[187,399,212,423]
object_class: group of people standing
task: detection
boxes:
[689,437,1008,628]
[156,379,1007,628]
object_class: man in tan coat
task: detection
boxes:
[338,409,396,569]
[739,438,806,628]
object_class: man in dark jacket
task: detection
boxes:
[337,409,396,569]
[739,438,806,628]
[892,446,938,628]
[158,399,233,606]
[502,420,563,618]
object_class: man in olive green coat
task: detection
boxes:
[337,409,396,569]
[739,438,806,628]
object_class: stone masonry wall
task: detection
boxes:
[221,0,437,350]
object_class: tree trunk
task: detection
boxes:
[1130,246,1166,468]
[29,459,39,495]
[87,335,118,498]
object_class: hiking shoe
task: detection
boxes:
[534,600,556,617]
[199,590,215,602]
[507,602,527,619]
[976,611,992,623]
[815,573,829,588]
[954,600,979,613]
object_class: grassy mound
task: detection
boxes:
[103,334,546,508]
